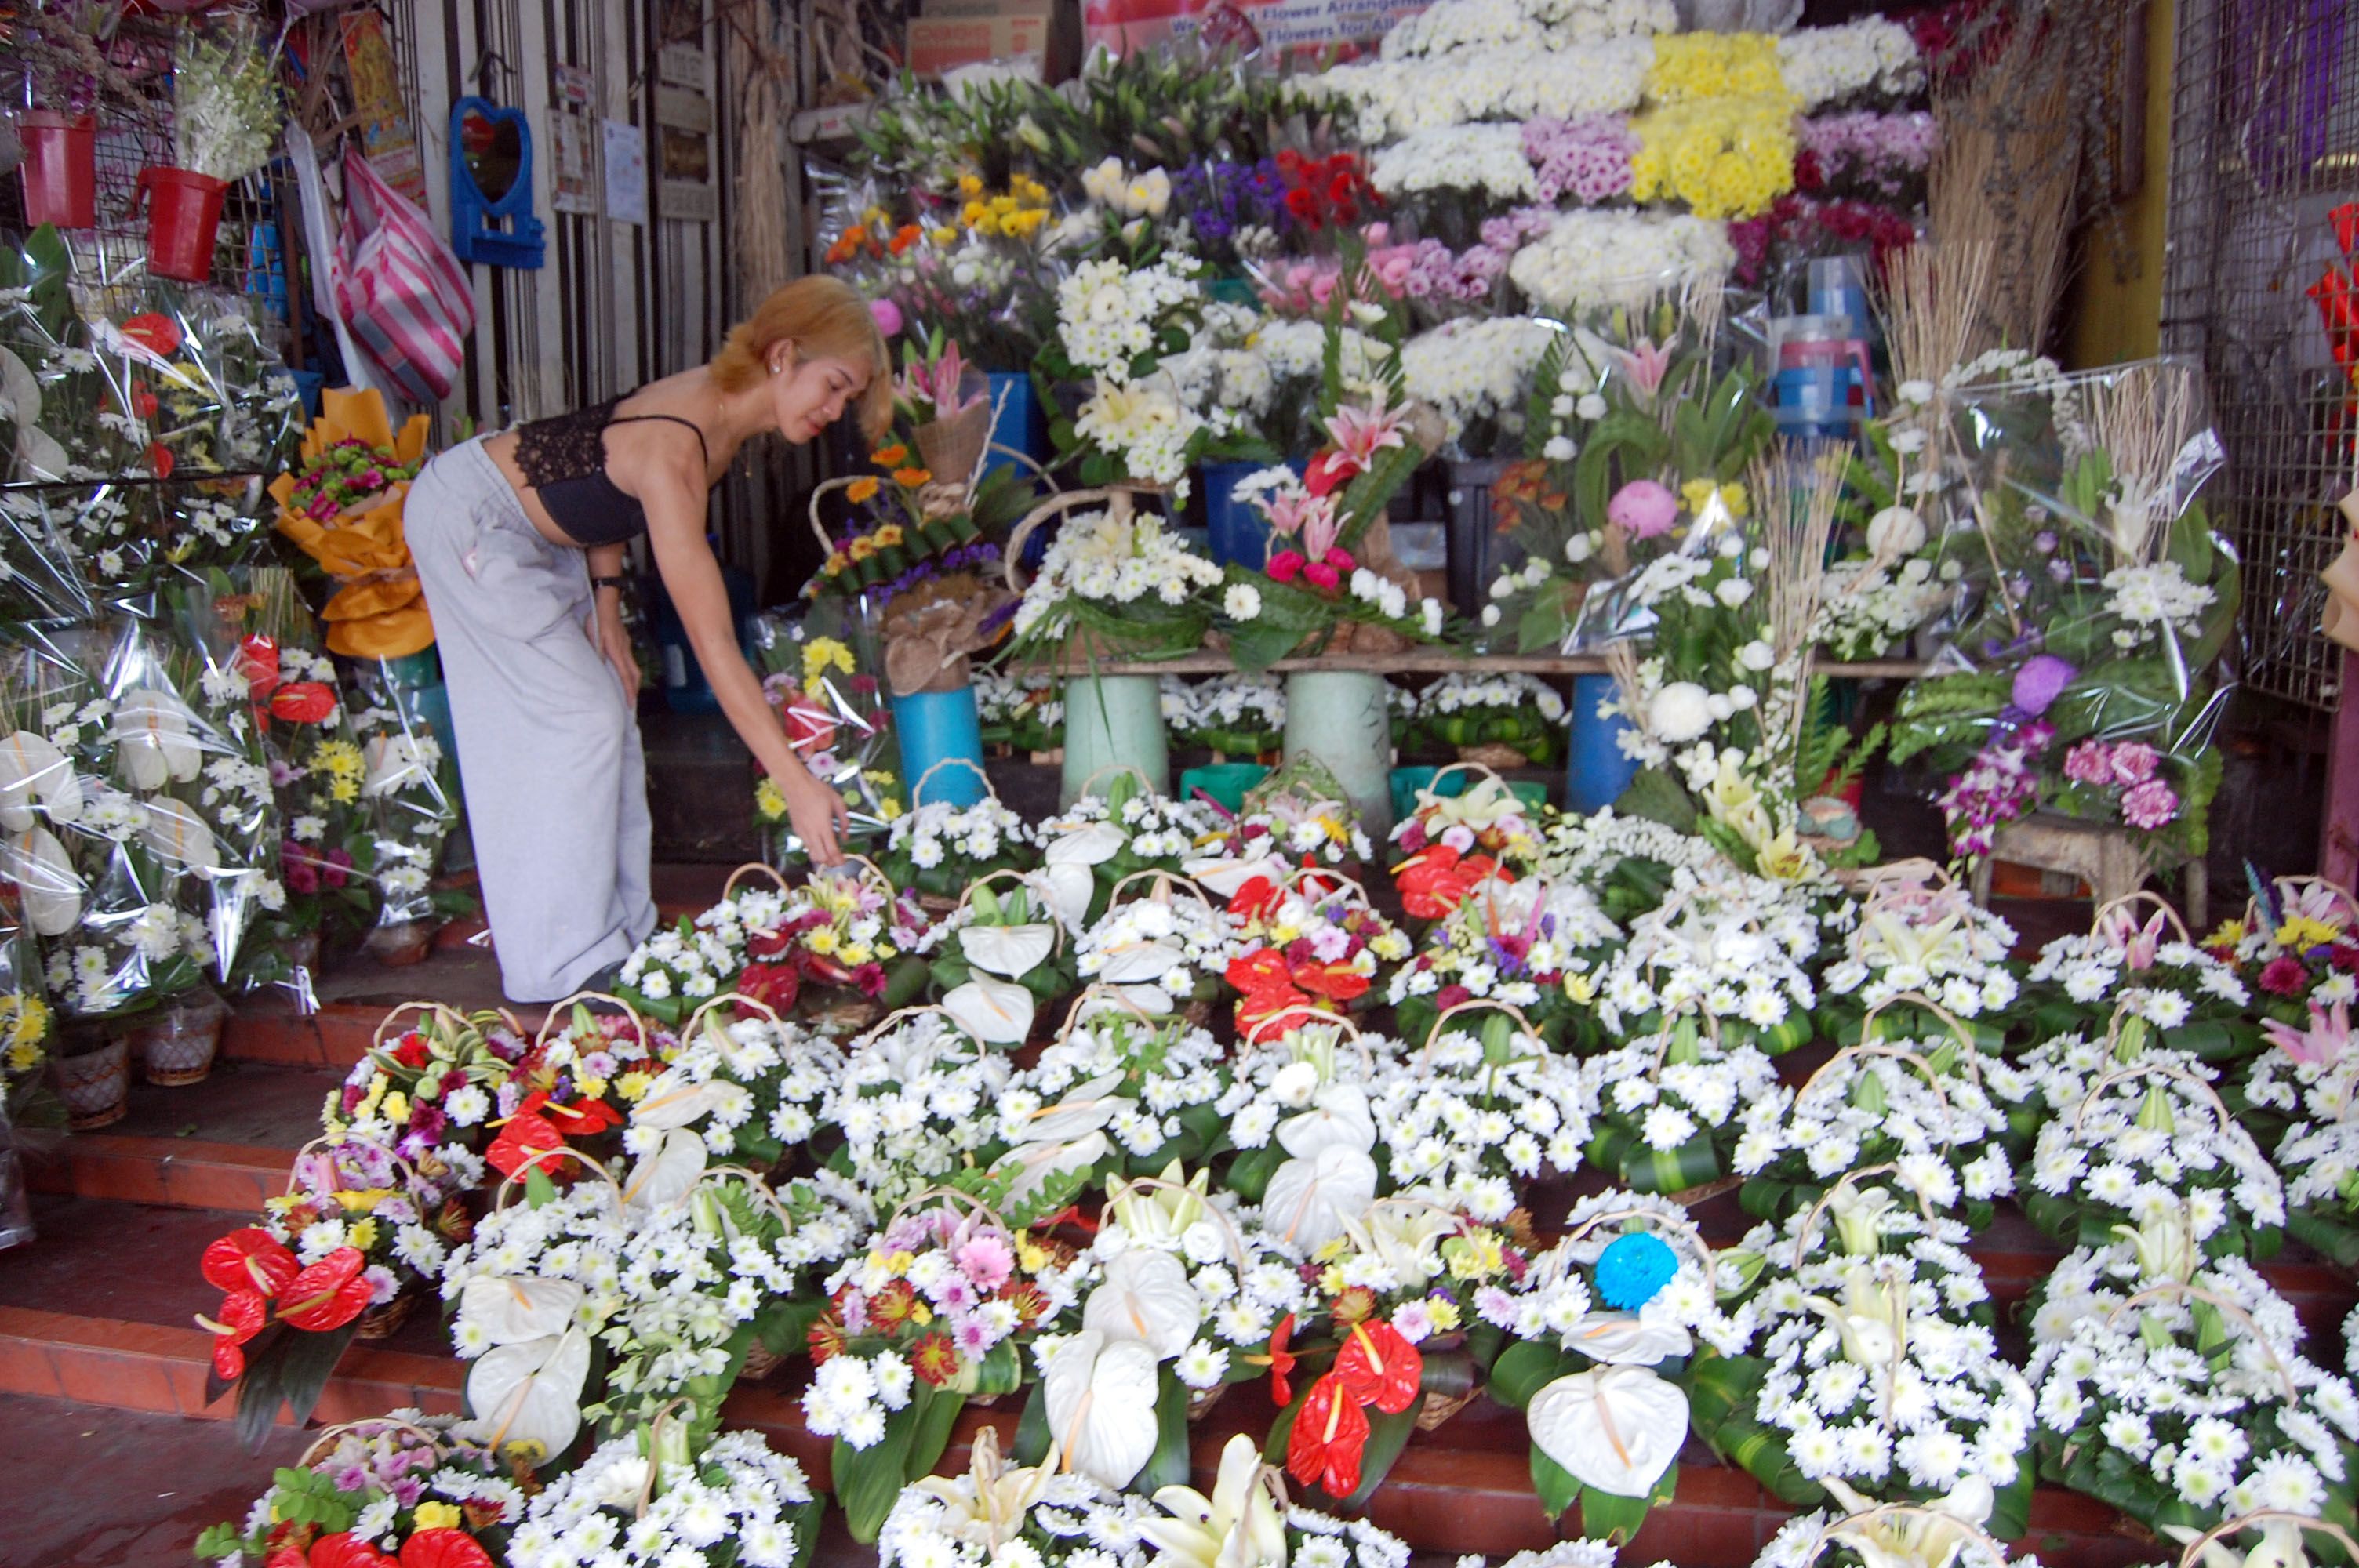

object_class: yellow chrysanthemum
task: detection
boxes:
[347,1218,379,1253]
[1646,31,1790,105]
[616,1070,655,1102]
[1630,96,1795,220]
[2277,916,2342,952]
[755,777,789,822]
[413,1502,463,1531]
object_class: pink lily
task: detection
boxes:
[1322,387,1408,470]
[1263,490,1342,557]
[1605,338,1675,406]
[2096,905,2168,972]
[2263,999,2354,1068]
[900,342,987,421]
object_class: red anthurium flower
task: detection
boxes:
[130,386,158,419]
[737,960,800,1015]
[265,1547,311,1568]
[121,312,184,357]
[1225,949,1294,996]
[1296,961,1371,1004]
[307,1534,398,1568]
[277,1247,373,1332]
[542,1095,623,1136]
[147,441,175,479]
[781,702,838,756]
[1335,1319,1423,1414]
[1227,876,1285,920]
[238,636,282,697]
[1287,1371,1371,1498]
[1304,451,1361,499]
[268,682,339,724]
[197,1287,269,1380]
[1236,984,1318,1039]
[202,1229,300,1298]
[400,1530,496,1568]
[484,1109,567,1181]
[1393,845,1469,920]
[1245,1313,1297,1406]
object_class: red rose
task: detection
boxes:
[391,1033,431,1069]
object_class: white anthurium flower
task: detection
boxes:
[113,687,205,789]
[908,1428,1056,1555]
[1338,1205,1454,1294]
[0,347,39,424]
[1526,1363,1688,1498]
[1561,1313,1693,1367]
[1826,1182,1903,1257]
[1260,1144,1378,1254]
[458,1276,585,1345]
[622,1127,707,1210]
[1047,822,1127,867]
[1074,984,1172,1022]
[1821,1474,1995,1568]
[629,1076,734,1129]
[16,423,70,482]
[1042,1329,1161,1489]
[943,976,1036,1045]
[1033,863,1098,931]
[961,922,1056,981]
[0,731,82,829]
[139,797,220,871]
[1138,1432,1289,1568]
[1098,929,1185,985]
[1084,1247,1203,1359]
[3,826,82,935]
[465,1324,591,1459]
[1803,1261,1910,1374]
[1019,1070,1132,1143]
[1275,1083,1376,1158]
[1183,854,1288,900]
[997,1130,1111,1213]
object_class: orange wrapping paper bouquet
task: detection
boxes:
[269,388,438,658]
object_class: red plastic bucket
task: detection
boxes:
[19,112,97,229]
[133,165,228,283]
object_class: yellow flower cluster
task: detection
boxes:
[754,776,790,824]
[1645,31,1790,105]
[801,637,855,697]
[1682,477,1751,519]
[956,172,1052,241]
[1,992,50,1073]
[315,739,366,804]
[1631,96,1797,220]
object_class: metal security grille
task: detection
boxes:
[2161,0,2359,711]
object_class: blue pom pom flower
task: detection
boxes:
[1594,1231,1679,1311]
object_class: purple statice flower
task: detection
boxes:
[1524,115,1639,205]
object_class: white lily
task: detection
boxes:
[1107,1160,1214,1249]
[1041,1328,1161,1488]
[1820,1474,1996,1568]
[1084,1247,1204,1359]
[112,687,205,789]
[907,1427,1057,1554]
[2111,1199,2199,1286]
[1138,1432,1289,1568]
[0,731,82,829]
[1337,1204,1453,1294]
[1826,1182,1903,1258]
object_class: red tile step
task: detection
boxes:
[24,1065,339,1210]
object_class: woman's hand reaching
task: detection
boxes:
[772,757,853,866]
[594,603,640,705]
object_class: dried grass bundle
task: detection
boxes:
[1605,640,1646,734]
[1874,239,1994,394]
[730,25,800,309]
[1929,20,2081,357]
[1753,441,1848,668]
[2081,361,2204,565]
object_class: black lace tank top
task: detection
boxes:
[511,397,711,546]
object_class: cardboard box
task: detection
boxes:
[907,0,1076,81]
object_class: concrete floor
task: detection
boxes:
[0,1392,311,1568]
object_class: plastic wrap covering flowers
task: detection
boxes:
[269,387,438,660]
[1887,360,2239,868]
[1488,278,1773,655]
[342,662,462,933]
[749,614,900,861]
[194,1410,518,1568]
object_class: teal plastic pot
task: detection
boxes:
[1180,762,1270,814]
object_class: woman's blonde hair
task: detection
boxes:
[711,276,892,443]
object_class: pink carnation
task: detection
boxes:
[2061,739,2115,786]
[2110,742,2163,784]
[2120,778,2180,830]
[1267,550,1306,583]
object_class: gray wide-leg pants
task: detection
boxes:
[405,437,656,1002]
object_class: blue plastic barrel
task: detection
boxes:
[1565,673,1641,813]
[892,686,988,809]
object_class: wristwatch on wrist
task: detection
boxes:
[591,575,626,593]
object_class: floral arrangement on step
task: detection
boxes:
[802,1192,1090,1540]
[1816,866,2021,1032]
[1387,873,1621,1048]
[1035,775,1219,929]
[822,1007,1016,1212]
[1590,867,1823,1055]
[2023,894,2255,1062]
[1401,672,1568,766]
[992,1006,1233,1209]
[1372,1003,1593,1210]
[2239,1002,2359,1269]
[919,874,1082,1041]
[1707,1181,2037,1544]
[2208,877,2359,1035]
[1387,771,1547,920]
[1581,1016,1781,1199]
[1074,877,1230,1022]
[879,787,1035,906]
[717,867,931,1029]
[1222,877,1410,1035]
[194,1410,516,1568]
[1005,496,1226,663]
[505,1426,822,1568]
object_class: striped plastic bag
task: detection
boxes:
[335,147,474,402]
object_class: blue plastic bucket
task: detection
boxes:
[1203,459,1303,568]
[1565,673,1641,813]
[891,686,987,809]
[984,372,1047,484]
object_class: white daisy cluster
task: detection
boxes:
[1537,805,1731,884]
[976,670,1063,734]
[1740,1194,2035,1498]
[1055,256,1208,383]
[1399,316,1560,444]
[1040,788,1217,875]
[2026,1254,2359,1522]
[1009,508,1223,643]
[1374,1017,1593,1210]
[1734,1046,2015,1213]
[1074,891,1231,1011]
[1160,673,1285,748]
[1585,1025,1780,1168]
[2014,1040,2286,1248]
[1507,211,1736,316]
[649,1010,845,1160]
[1819,883,2021,1019]
[1593,869,1821,1038]
[2103,561,2217,637]
[618,915,748,1007]
[1312,39,1651,142]
[2023,924,2248,1020]
[1369,125,1539,202]
[507,1428,819,1568]
[1216,1018,1409,1156]
[1071,375,1236,495]
[440,1183,626,1356]
[1414,671,1567,725]
[1380,0,1672,60]
[2248,1045,2359,1221]
[1775,18,1926,112]
[890,795,1035,876]
[1814,554,1964,662]
[831,1009,1016,1212]
[1001,1011,1229,1165]
[876,1458,1155,1568]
